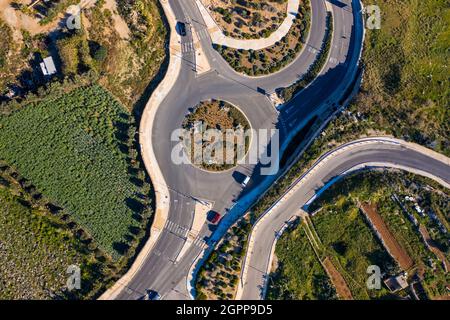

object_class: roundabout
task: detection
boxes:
[106,0,366,300]
[180,99,252,172]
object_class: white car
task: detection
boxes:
[241,175,250,187]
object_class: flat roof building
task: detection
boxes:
[384,274,408,292]
[40,56,57,76]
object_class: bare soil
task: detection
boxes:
[322,257,353,300]
[361,203,414,271]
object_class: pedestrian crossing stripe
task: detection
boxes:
[164,220,206,248]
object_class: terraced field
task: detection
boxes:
[270,171,449,300]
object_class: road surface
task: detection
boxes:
[239,138,450,299]
[114,0,364,300]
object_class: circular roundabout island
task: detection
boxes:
[181,99,251,172]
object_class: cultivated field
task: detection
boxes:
[270,171,449,300]
[0,163,115,299]
[0,84,153,259]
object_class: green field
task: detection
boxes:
[355,0,449,154]
[0,170,108,299]
[267,223,337,300]
[307,174,399,299]
[0,83,152,259]
[269,171,449,300]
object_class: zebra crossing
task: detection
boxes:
[165,220,189,238]
[164,220,207,248]
[191,235,207,248]
[181,41,195,54]
[196,28,210,41]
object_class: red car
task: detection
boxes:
[208,211,222,224]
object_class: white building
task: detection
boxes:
[40,56,57,76]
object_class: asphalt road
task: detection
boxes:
[115,0,364,300]
[240,139,450,299]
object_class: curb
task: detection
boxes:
[98,0,181,300]
[222,0,318,81]
[195,0,300,50]
[238,137,450,299]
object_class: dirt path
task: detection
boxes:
[103,0,130,39]
[361,203,414,271]
[0,0,61,41]
[322,257,353,300]
[419,225,449,273]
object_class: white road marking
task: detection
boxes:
[165,220,192,239]
[308,46,318,54]
[193,236,206,248]
[182,42,195,53]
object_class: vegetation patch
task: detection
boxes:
[214,0,310,76]
[1,1,167,111]
[205,0,288,39]
[267,222,337,300]
[0,18,34,96]
[0,83,153,260]
[57,29,93,76]
[0,19,13,72]
[196,216,252,300]
[16,0,80,26]
[309,171,449,299]
[182,100,250,171]
[270,171,449,300]
[352,0,449,154]
[86,0,167,109]
[0,163,116,299]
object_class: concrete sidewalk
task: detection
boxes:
[195,0,300,50]
[98,0,181,300]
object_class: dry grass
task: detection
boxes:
[204,0,287,39]
[215,0,310,76]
